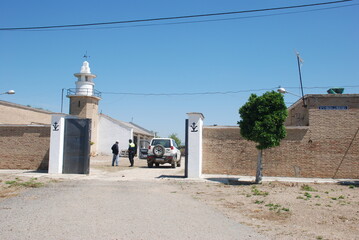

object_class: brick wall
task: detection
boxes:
[0,101,53,125]
[203,125,359,179]
[285,101,309,126]
[202,95,359,179]
[0,125,50,170]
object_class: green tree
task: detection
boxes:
[168,133,181,146]
[238,91,287,183]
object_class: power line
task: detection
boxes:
[22,3,359,32]
[0,0,352,31]
[101,85,359,96]
[102,88,276,96]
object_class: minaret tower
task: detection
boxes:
[67,61,101,155]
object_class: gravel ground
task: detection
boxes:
[0,156,268,240]
[1,155,358,240]
[0,180,267,240]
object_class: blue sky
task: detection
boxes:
[1,0,358,142]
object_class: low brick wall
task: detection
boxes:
[0,101,52,125]
[0,125,50,170]
[202,126,359,179]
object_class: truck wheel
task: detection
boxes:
[171,162,176,168]
[153,145,165,157]
[148,162,153,168]
[155,163,160,167]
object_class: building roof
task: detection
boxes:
[287,93,359,110]
[0,100,60,115]
[100,113,154,137]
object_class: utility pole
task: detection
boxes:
[61,88,65,113]
[296,51,307,107]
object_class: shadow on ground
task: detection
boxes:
[205,178,256,185]
[24,170,48,174]
[157,175,186,179]
[138,166,174,169]
[338,181,359,187]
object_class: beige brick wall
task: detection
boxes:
[286,94,359,127]
[285,101,309,126]
[203,125,359,178]
[68,96,99,119]
[0,125,50,170]
[203,95,359,179]
[0,101,52,125]
[203,127,257,176]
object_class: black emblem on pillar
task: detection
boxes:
[52,122,60,131]
[190,122,198,132]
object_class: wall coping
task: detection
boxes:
[0,100,60,115]
[204,125,309,130]
[285,126,309,130]
[204,125,237,129]
[0,124,50,127]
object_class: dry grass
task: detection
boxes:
[172,180,359,240]
[0,175,52,200]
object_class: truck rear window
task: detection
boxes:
[151,139,171,148]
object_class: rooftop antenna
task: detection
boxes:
[295,50,307,107]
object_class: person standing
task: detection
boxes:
[111,141,119,166]
[128,139,136,167]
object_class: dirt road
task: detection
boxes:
[0,156,268,240]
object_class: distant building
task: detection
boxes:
[202,92,359,179]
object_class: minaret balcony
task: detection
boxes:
[67,88,102,99]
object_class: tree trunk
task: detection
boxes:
[255,149,263,184]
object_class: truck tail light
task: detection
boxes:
[148,146,151,150]
[170,146,174,150]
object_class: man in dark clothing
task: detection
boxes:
[111,141,119,166]
[128,139,136,167]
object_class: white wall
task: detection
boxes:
[98,115,132,155]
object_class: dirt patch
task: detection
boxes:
[0,174,59,200]
[171,180,359,240]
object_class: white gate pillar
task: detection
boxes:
[187,112,204,178]
[49,115,66,173]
